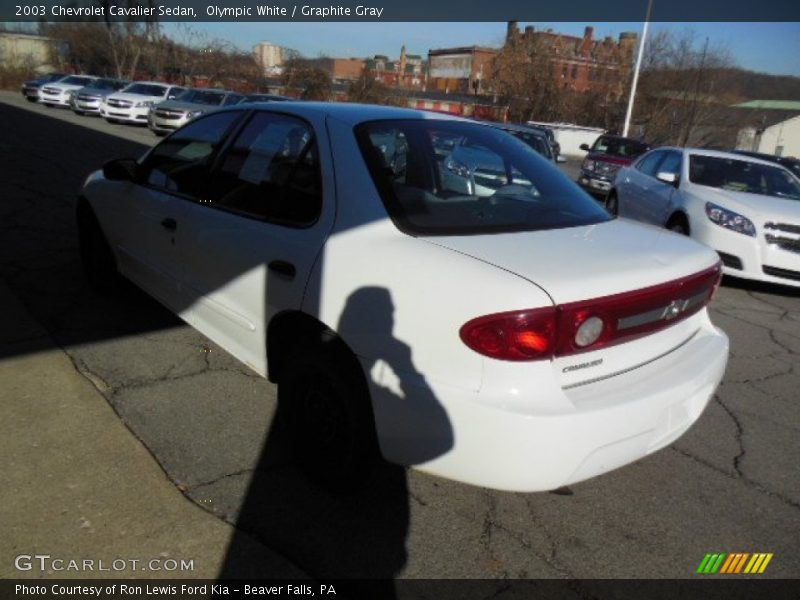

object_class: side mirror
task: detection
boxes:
[579,143,590,152]
[656,171,679,186]
[102,158,138,182]
[556,155,568,164]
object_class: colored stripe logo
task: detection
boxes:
[696,552,773,574]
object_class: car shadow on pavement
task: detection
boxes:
[1,101,458,587]
[218,287,454,594]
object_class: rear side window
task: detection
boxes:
[356,119,610,236]
[206,111,321,225]
[140,111,243,197]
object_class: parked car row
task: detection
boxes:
[574,133,800,289]
[21,72,290,136]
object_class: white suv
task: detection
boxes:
[100,82,185,124]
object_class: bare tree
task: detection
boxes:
[281,56,332,100]
[635,29,735,145]
[489,32,566,123]
[347,70,388,104]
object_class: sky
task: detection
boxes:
[161,22,800,77]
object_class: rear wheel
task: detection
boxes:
[279,341,378,490]
[25,96,37,103]
[605,192,619,216]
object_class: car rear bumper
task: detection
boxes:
[367,315,728,492]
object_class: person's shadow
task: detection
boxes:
[218,287,453,596]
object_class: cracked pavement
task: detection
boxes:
[1,92,798,579]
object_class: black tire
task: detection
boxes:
[25,96,37,103]
[279,341,378,490]
[605,192,619,216]
[76,201,120,294]
[74,110,84,116]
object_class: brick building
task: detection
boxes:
[505,23,638,97]
[365,46,426,88]
[308,57,365,83]
[427,46,498,95]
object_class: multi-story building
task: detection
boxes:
[427,46,498,94]
[364,46,427,88]
[253,41,286,75]
[307,57,364,83]
[505,23,638,97]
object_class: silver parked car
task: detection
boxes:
[70,78,130,115]
[147,88,243,135]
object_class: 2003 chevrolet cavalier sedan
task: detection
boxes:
[77,103,729,491]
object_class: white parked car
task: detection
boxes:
[77,104,728,492]
[38,75,98,107]
[100,81,185,124]
[610,147,800,288]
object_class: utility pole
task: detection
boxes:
[622,0,653,137]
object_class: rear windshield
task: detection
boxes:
[591,136,649,158]
[356,119,610,236]
[123,83,168,97]
[176,89,227,105]
[504,129,551,159]
[689,155,800,200]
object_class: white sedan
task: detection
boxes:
[38,74,98,107]
[100,81,185,124]
[77,104,728,492]
[610,147,800,288]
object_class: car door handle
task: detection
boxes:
[161,218,177,232]
[268,260,296,280]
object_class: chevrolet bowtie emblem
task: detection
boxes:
[663,299,690,320]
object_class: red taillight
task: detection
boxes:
[461,263,722,361]
[459,307,557,361]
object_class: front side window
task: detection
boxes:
[139,110,244,197]
[658,151,683,178]
[356,119,610,236]
[636,150,665,177]
[689,155,800,200]
[206,111,321,225]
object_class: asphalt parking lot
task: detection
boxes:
[1,90,798,580]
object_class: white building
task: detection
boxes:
[0,31,53,71]
[253,41,285,76]
[735,101,800,159]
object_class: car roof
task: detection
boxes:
[678,146,795,168]
[218,101,468,125]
